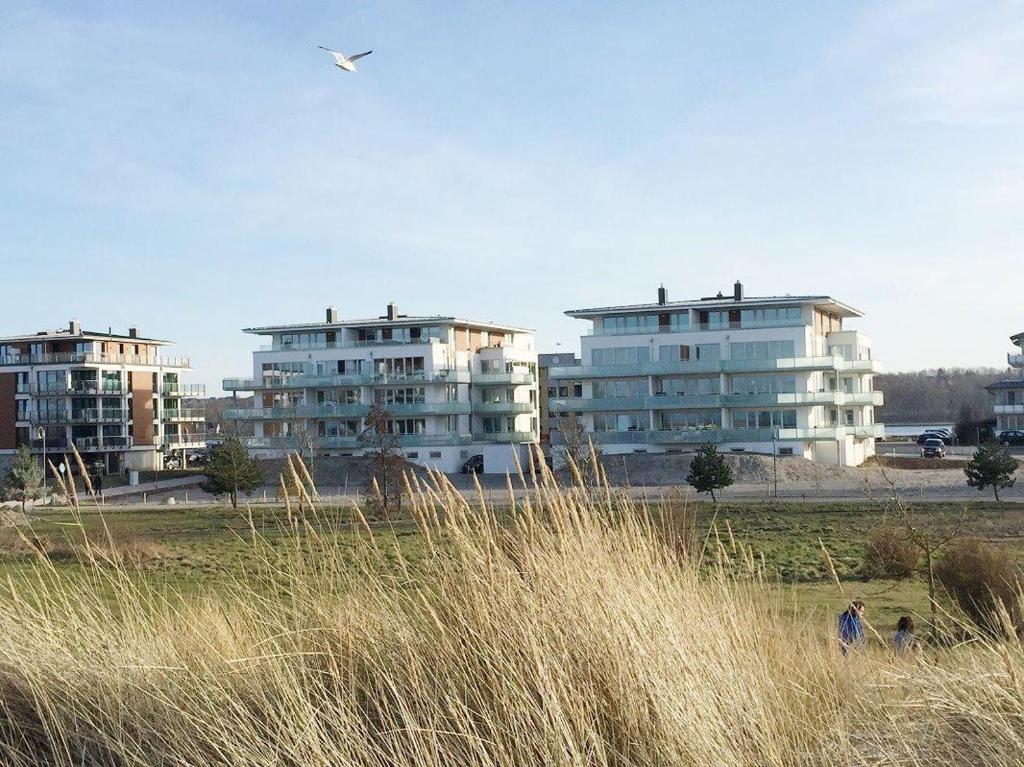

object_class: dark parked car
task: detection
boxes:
[920,438,946,459]
[999,430,1024,447]
[461,454,484,474]
[917,432,952,446]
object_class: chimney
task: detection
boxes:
[326,306,339,324]
[69,319,81,335]
[657,285,668,306]
[733,281,744,301]
[128,327,138,338]
[386,301,398,321]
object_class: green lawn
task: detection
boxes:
[3,498,1021,629]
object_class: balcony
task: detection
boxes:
[471,431,537,443]
[225,402,472,420]
[74,436,132,451]
[161,434,208,448]
[473,401,535,414]
[162,408,207,422]
[28,383,125,397]
[28,411,68,424]
[243,433,471,450]
[548,356,879,380]
[0,353,189,368]
[70,409,127,423]
[548,390,885,414]
[588,318,805,337]
[471,372,536,385]
[161,384,207,397]
[994,403,1024,415]
[222,370,471,391]
[1010,354,1024,368]
[259,337,443,352]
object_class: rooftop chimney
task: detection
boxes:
[128,326,138,338]
[733,281,744,301]
[69,319,81,336]
[657,285,668,306]
[386,301,398,321]
[326,306,339,324]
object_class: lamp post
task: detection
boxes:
[771,428,778,499]
[35,426,47,497]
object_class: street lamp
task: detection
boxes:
[36,426,46,497]
[771,428,779,499]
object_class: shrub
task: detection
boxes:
[935,538,1021,635]
[863,524,919,579]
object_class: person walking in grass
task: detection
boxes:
[837,600,866,654]
[892,615,920,657]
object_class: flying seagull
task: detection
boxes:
[318,46,372,72]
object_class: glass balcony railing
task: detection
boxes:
[548,356,879,380]
[0,353,189,368]
[259,337,443,352]
[244,433,472,450]
[226,402,472,420]
[70,409,127,423]
[1009,353,1024,368]
[162,408,207,421]
[588,318,805,337]
[223,370,472,391]
[473,401,535,414]
[161,384,207,397]
[549,391,884,413]
[74,436,132,451]
[471,431,537,443]
[161,434,207,447]
[471,372,536,385]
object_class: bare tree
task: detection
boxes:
[555,411,603,487]
[867,468,967,636]
[359,404,406,518]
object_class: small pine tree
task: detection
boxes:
[964,442,1018,501]
[1,445,44,512]
[200,437,263,510]
[686,443,734,503]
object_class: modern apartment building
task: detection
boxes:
[0,321,205,473]
[988,331,1024,434]
[223,304,539,473]
[547,283,884,466]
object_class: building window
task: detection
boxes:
[729,340,796,361]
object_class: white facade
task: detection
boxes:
[547,284,884,467]
[224,305,539,474]
[990,332,1024,433]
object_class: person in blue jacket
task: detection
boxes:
[837,600,865,654]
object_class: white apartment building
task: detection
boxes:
[547,283,884,466]
[224,304,539,473]
[0,321,205,473]
[988,331,1024,434]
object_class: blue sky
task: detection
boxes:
[2,1,1023,392]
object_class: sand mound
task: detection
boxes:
[598,451,861,487]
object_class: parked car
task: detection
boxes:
[163,455,182,470]
[461,454,484,474]
[999,430,1024,447]
[920,438,946,458]
[917,432,952,446]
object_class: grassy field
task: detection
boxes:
[4,495,1021,628]
[1,474,1023,765]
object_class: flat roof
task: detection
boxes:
[1011,331,1024,345]
[243,315,533,336]
[0,328,170,345]
[565,294,863,320]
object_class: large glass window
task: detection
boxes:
[592,378,648,398]
[655,377,720,396]
[374,387,426,405]
[731,409,797,429]
[739,307,802,326]
[592,413,647,432]
[591,346,652,366]
[598,314,659,335]
[729,375,797,394]
[729,340,796,360]
[656,410,721,430]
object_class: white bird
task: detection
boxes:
[318,46,372,72]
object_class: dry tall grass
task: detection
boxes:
[0,452,1020,765]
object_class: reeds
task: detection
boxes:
[0,452,1018,765]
